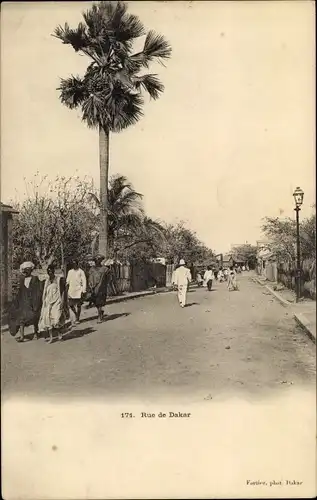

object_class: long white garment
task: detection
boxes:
[39,277,63,331]
[173,266,191,307]
[203,270,214,282]
[173,266,192,286]
[177,285,188,307]
[66,268,87,299]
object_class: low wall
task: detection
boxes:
[277,258,316,300]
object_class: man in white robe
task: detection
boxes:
[172,259,192,307]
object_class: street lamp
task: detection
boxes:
[293,186,304,302]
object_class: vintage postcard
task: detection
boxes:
[1,1,316,498]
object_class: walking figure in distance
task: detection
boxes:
[196,271,203,287]
[172,259,192,307]
[227,266,239,291]
[218,268,225,282]
[84,257,96,308]
[204,266,214,291]
[66,259,87,324]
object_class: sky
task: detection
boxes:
[1,1,315,253]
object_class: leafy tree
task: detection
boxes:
[262,211,316,265]
[115,216,166,262]
[262,217,297,263]
[53,1,172,257]
[301,212,316,261]
[231,243,257,268]
[11,174,97,269]
[163,221,215,265]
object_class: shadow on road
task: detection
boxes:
[80,312,130,324]
[104,312,131,322]
[185,302,199,307]
[63,327,96,341]
[22,333,36,341]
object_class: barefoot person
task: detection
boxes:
[66,259,87,324]
[172,259,192,307]
[8,261,43,342]
[88,255,111,323]
[39,265,69,343]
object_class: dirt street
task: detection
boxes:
[2,274,315,401]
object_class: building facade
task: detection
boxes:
[1,203,18,310]
[256,240,277,281]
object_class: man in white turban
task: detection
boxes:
[19,261,35,272]
[172,259,192,307]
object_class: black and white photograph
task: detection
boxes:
[1,1,315,498]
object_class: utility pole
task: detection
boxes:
[293,187,304,303]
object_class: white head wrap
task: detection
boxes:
[20,261,35,271]
[104,258,114,267]
[179,259,185,265]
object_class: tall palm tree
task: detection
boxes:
[53,1,172,257]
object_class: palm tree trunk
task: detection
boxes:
[99,126,109,257]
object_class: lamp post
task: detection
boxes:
[293,186,304,302]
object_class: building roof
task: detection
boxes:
[0,202,19,214]
[222,253,233,261]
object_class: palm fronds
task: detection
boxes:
[112,13,146,42]
[58,76,88,109]
[87,192,101,207]
[133,74,164,100]
[53,22,89,52]
[143,30,172,64]
[54,1,171,132]
[82,92,109,129]
[143,217,167,241]
[109,175,143,203]
[108,84,144,131]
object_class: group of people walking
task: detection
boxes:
[8,255,111,343]
[172,259,243,308]
[197,265,240,291]
[8,255,247,339]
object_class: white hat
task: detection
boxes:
[20,261,35,271]
[179,259,185,265]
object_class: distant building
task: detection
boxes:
[256,240,277,280]
[231,243,254,266]
[1,203,19,309]
[222,253,233,268]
